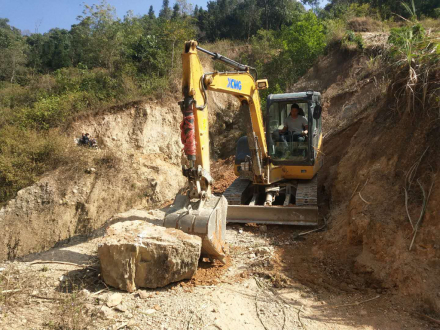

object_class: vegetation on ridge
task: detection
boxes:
[0,0,439,204]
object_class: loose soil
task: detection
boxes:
[0,223,435,330]
[211,156,237,194]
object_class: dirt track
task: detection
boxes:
[0,221,434,330]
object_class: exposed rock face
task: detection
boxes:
[0,102,187,261]
[98,220,201,291]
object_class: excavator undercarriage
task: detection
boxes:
[224,177,319,226]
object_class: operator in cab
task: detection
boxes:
[279,103,309,142]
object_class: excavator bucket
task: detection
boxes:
[164,194,228,263]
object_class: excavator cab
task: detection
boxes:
[267,92,322,166]
[227,91,323,226]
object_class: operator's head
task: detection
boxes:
[290,104,300,117]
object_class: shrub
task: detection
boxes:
[324,18,346,47]
[387,23,440,115]
[347,17,383,32]
[0,126,73,204]
[343,30,364,50]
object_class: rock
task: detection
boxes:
[80,289,91,298]
[84,304,96,315]
[255,247,271,256]
[106,293,122,307]
[85,167,97,174]
[359,309,368,316]
[127,319,137,327]
[144,309,156,315]
[259,225,268,233]
[98,221,202,292]
[115,304,127,312]
[99,306,115,319]
[138,290,149,300]
[238,228,243,234]
[110,209,166,226]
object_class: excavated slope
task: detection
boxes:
[0,102,187,261]
[294,34,440,312]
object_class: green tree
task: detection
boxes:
[41,29,72,71]
[159,0,172,20]
[25,33,47,74]
[279,11,326,85]
[148,5,156,19]
[0,18,28,83]
[71,2,123,72]
[172,3,181,20]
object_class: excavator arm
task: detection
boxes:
[204,71,268,183]
[181,41,269,189]
[164,40,268,262]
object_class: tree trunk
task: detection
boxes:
[10,55,16,84]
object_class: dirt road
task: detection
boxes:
[0,222,433,330]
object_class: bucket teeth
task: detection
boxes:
[164,195,227,262]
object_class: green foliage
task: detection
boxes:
[0,19,28,83]
[244,11,326,110]
[388,24,426,65]
[196,0,306,41]
[324,0,439,20]
[0,126,71,204]
[387,18,439,114]
[343,30,364,49]
[278,12,326,86]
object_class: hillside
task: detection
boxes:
[0,29,439,329]
[1,0,440,329]
[294,31,440,314]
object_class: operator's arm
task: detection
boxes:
[279,117,288,133]
[302,117,309,136]
[279,125,288,133]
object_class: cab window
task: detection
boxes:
[267,101,309,162]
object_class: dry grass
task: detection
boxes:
[347,17,384,32]
[325,19,348,48]
[388,28,440,116]
[420,18,440,32]
[1,262,104,330]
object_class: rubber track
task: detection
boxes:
[296,176,318,206]
[223,178,251,205]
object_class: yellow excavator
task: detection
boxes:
[164,41,323,262]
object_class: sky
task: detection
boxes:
[0,0,210,33]
[0,0,329,34]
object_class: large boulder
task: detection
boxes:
[98,219,202,291]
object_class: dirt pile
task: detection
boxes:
[293,33,440,313]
